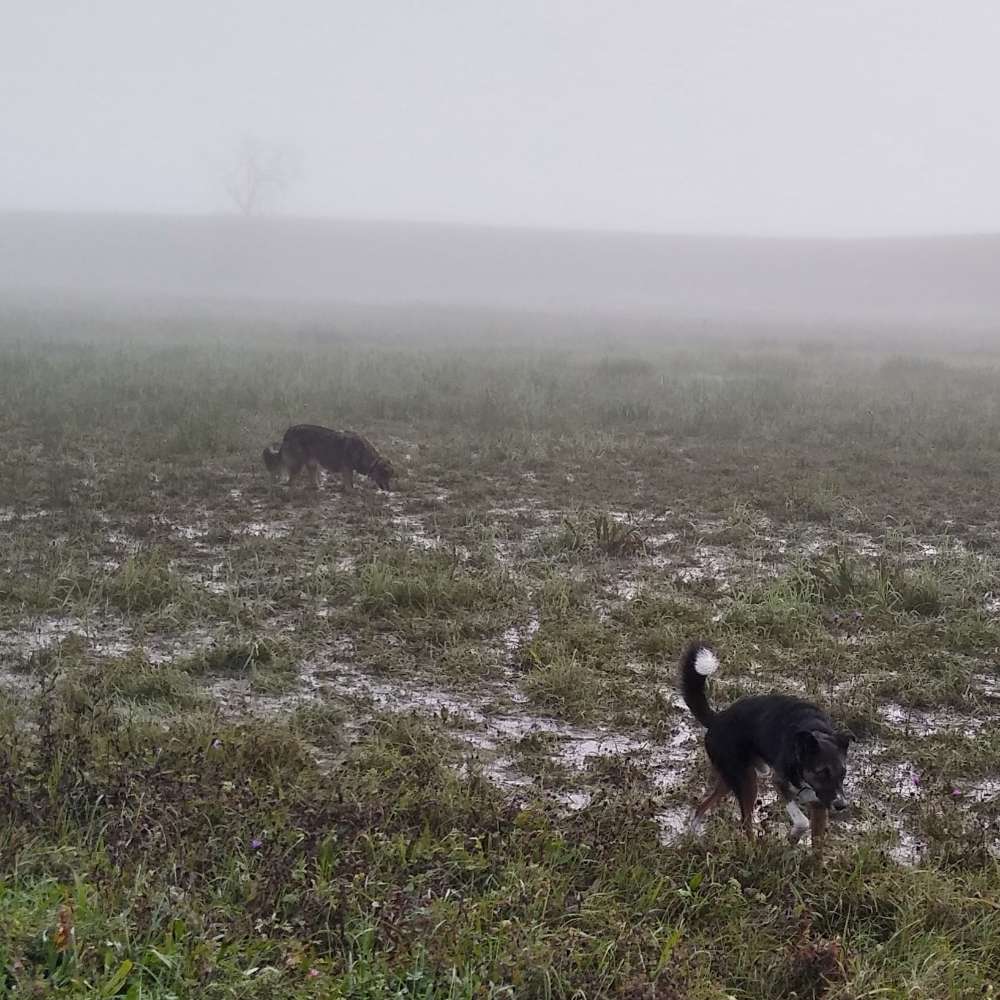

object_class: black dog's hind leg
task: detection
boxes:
[735,766,759,839]
[704,761,760,840]
[689,770,727,834]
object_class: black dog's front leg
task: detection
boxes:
[775,777,813,843]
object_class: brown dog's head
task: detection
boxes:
[797,729,851,811]
[262,445,283,480]
[368,457,395,491]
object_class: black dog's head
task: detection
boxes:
[796,729,852,811]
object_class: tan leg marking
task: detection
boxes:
[809,804,829,852]
[690,771,728,834]
[739,769,759,839]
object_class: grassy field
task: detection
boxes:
[1,308,999,998]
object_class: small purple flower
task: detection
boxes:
[250,837,263,850]
[951,788,963,797]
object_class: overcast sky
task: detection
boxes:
[2,1,999,235]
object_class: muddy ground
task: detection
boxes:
[4,450,998,869]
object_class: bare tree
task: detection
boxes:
[223,137,297,216]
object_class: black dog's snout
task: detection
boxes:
[831,797,849,814]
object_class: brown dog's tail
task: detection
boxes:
[679,641,720,728]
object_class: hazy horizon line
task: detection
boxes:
[3,206,998,245]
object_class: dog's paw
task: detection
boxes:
[788,822,809,844]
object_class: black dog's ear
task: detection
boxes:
[835,730,854,751]
[795,729,820,759]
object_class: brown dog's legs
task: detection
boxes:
[341,468,354,491]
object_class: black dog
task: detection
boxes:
[680,641,851,846]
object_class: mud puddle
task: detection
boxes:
[0,616,215,674]
[240,521,291,539]
[0,508,51,524]
[205,655,701,833]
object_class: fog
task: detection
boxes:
[2,2,999,328]
[2,214,999,336]
[4,2,1000,235]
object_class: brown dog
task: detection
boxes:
[263,424,395,491]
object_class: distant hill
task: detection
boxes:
[0,212,997,333]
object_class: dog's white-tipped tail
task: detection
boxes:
[694,648,719,676]
[679,641,718,727]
